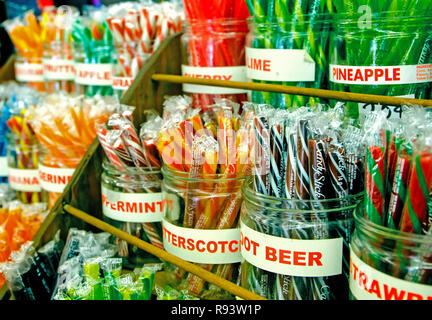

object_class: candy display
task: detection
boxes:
[158,96,252,299]
[245,0,332,109]
[97,106,164,268]
[181,0,250,109]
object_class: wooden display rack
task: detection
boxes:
[0,33,431,300]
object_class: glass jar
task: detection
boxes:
[161,164,248,299]
[239,177,363,300]
[112,42,151,99]
[6,132,46,204]
[43,41,76,94]
[180,18,249,110]
[38,143,80,209]
[73,42,114,97]
[101,160,163,268]
[349,202,432,300]
[245,14,332,109]
[329,11,432,119]
[14,53,45,92]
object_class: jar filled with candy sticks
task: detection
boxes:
[97,107,164,268]
[239,105,364,300]
[180,0,250,109]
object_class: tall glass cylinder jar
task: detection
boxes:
[161,165,248,299]
[245,14,332,109]
[73,42,114,97]
[101,160,163,268]
[240,177,363,300]
[14,53,45,92]
[349,202,432,300]
[180,18,249,110]
[6,132,46,204]
[329,11,432,119]
[43,41,76,94]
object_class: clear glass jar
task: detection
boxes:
[14,53,45,92]
[161,164,249,299]
[112,42,151,99]
[245,14,332,109]
[73,42,114,97]
[43,41,76,94]
[180,18,249,110]
[6,132,46,204]
[329,11,432,119]
[349,202,432,300]
[101,160,163,268]
[239,177,363,300]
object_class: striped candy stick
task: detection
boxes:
[253,115,271,195]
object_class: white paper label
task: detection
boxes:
[74,63,112,86]
[0,157,7,176]
[14,62,44,82]
[38,165,75,193]
[358,94,415,120]
[240,222,343,277]
[112,76,134,91]
[43,59,76,80]
[246,47,316,82]
[162,219,242,264]
[181,65,248,94]
[8,168,41,192]
[101,186,167,223]
[349,247,432,300]
[330,64,432,85]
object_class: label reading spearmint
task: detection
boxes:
[246,47,316,82]
[112,76,134,91]
[101,186,168,223]
[349,247,432,300]
[74,63,112,86]
[14,62,44,82]
[42,59,76,80]
[8,168,41,192]
[0,157,7,176]
[240,221,343,277]
[38,165,75,193]
[358,94,415,120]
[162,218,242,264]
[330,64,432,85]
[182,65,248,94]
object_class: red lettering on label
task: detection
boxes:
[247,58,271,72]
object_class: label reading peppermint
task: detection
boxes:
[240,221,343,277]
[8,168,41,192]
[43,59,76,80]
[330,64,432,85]
[101,186,168,223]
[112,76,134,91]
[358,94,415,120]
[162,219,241,264]
[246,47,316,82]
[38,165,75,193]
[349,247,432,300]
[182,65,248,94]
[75,63,112,86]
[14,62,44,82]
[0,157,7,176]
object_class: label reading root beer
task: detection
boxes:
[38,165,75,193]
[14,62,44,82]
[101,186,167,223]
[8,168,41,192]
[74,63,113,86]
[349,247,432,300]
[162,219,242,264]
[240,222,343,277]
[42,59,75,80]
[330,64,432,85]
[181,65,248,94]
[246,48,316,82]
